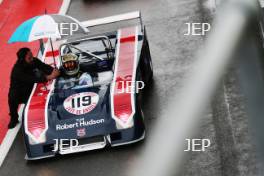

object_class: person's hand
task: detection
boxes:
[52,68,60,78]
[46,69,60,81]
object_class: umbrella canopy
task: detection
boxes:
[8,14,88,43]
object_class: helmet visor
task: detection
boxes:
[63,61,77,71]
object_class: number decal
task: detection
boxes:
[71,96,92,108]
[64,92,99,115]
[82,96,91,106]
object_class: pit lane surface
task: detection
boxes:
[0,0,259,175]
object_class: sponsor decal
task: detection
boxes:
[63,92,99,115]
[77,128,86,137]
[56,118,105,131]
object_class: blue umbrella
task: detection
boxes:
[8,14,88,66]
[8,14,88,43]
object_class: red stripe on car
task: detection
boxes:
[25,82,51,140]
[45,50,60,57]
[112,27,138,125]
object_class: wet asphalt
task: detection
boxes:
[0,0,260,176]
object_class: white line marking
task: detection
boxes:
[0,0,3,5]
[59,0,71,15]
[223,84,236,143]
[82,11,140,27]
[0,0,70,167]
[0,105,24,167]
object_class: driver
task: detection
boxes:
[59,53,93,89]
[61,53,80,76]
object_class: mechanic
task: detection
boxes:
[8,47,60,129]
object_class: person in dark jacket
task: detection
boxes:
[8,47,60,129]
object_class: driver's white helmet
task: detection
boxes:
[61,53,80,76]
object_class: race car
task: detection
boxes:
[22,11,153,160]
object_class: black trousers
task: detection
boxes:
[8,91,29,123]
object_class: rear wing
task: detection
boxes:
[81,11,143,32]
